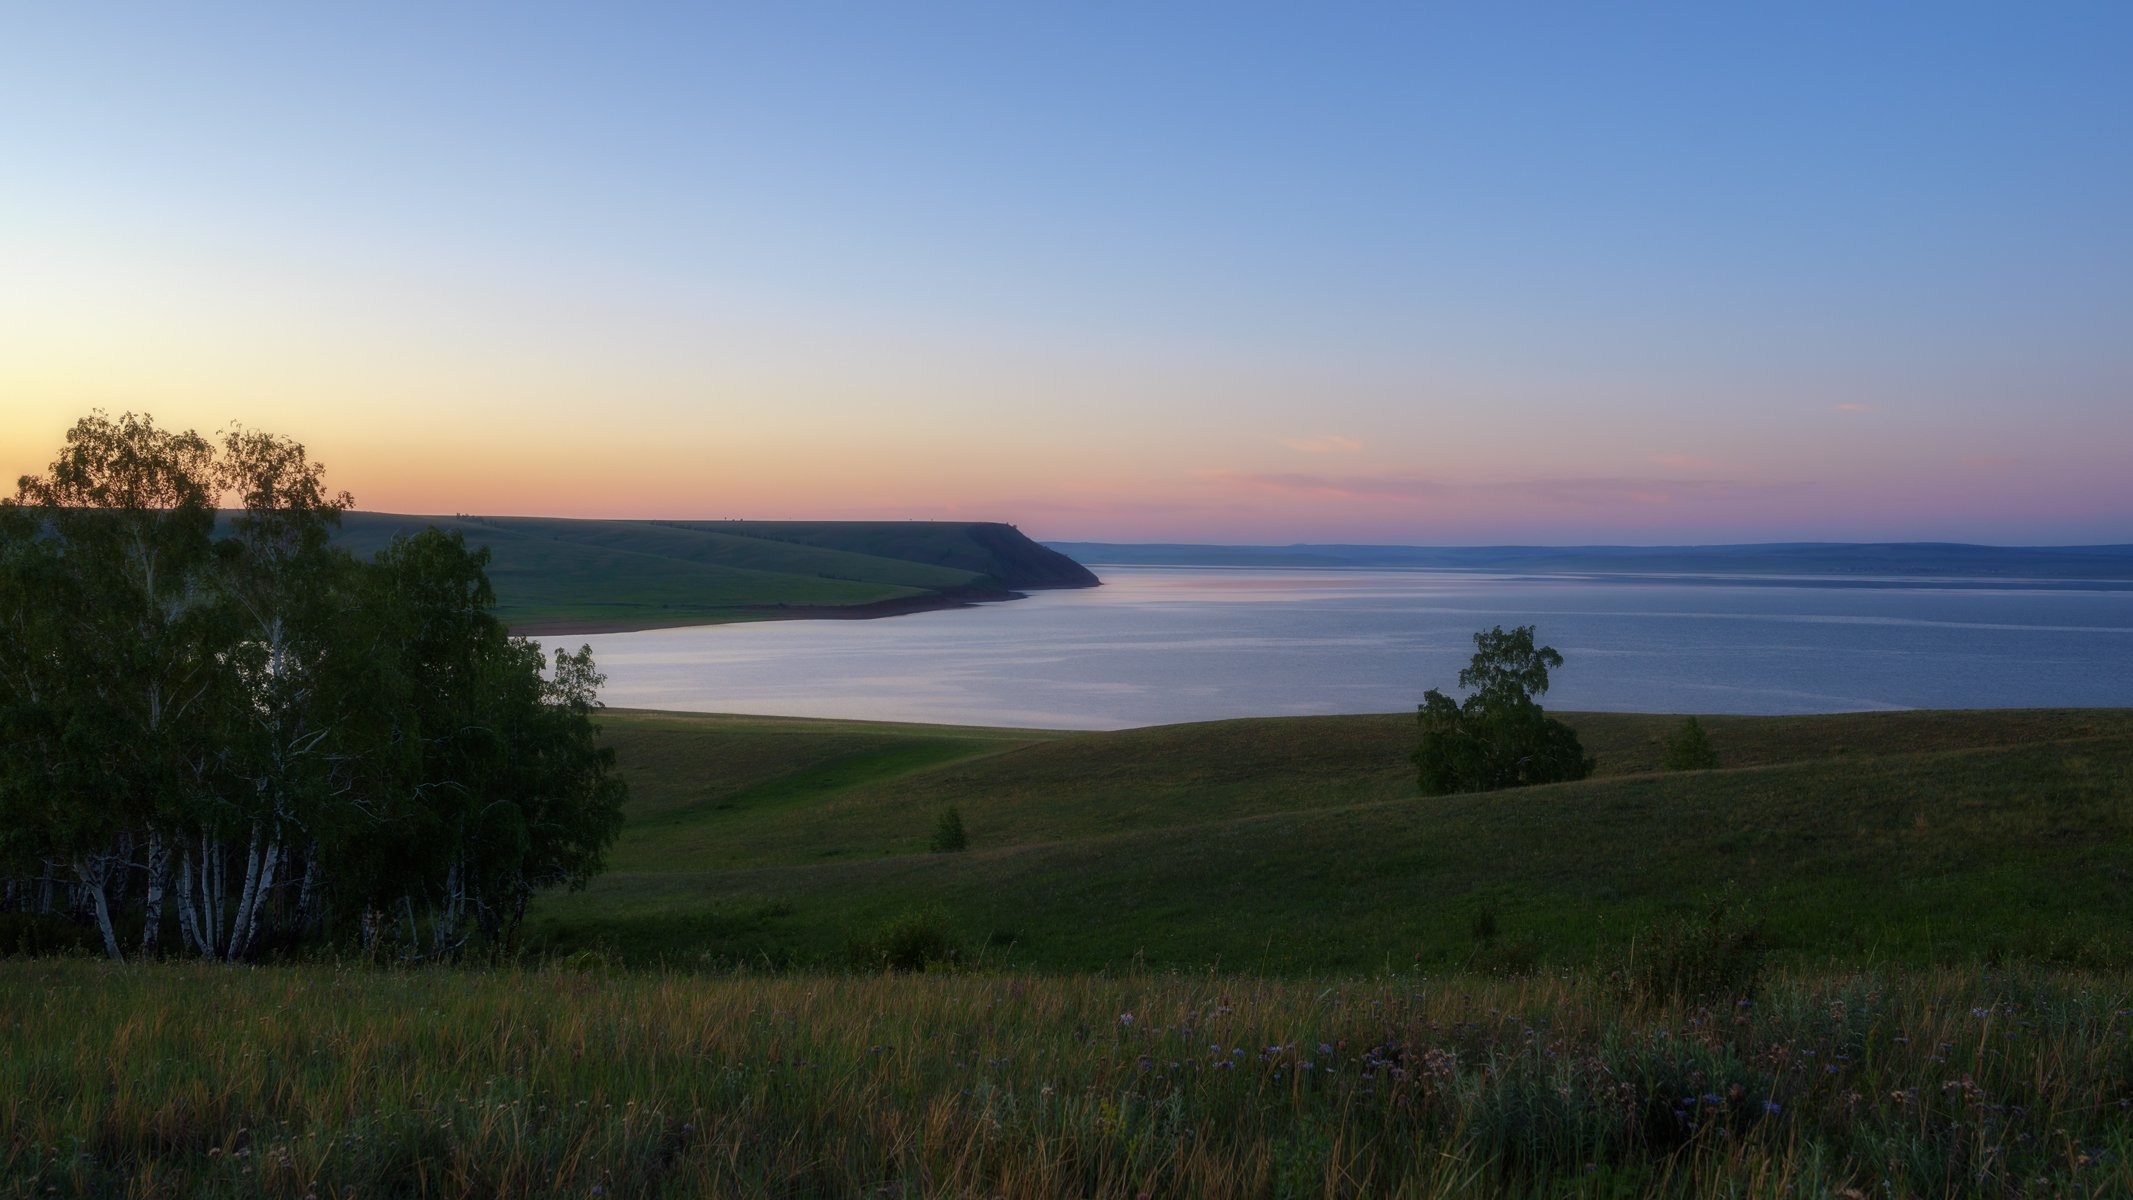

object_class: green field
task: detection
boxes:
[528,708,2133,973]
[14,709,2133,1197]
[326,514,1098,630]
[8,961,2129,1197]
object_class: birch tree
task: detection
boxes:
[11,413,223,958]
[1,412,627,961]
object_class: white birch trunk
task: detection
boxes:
[176,848,204,956]
[227,822,267,962]
[230,835,281,961]
[74,853,123,963]
[140,831,169,956]
[294,842,321,936]
[206,832,225,953]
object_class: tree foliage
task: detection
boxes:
[929,805,969,853]
[0,411,627,961]
[1413,625,1592,796]
[1661,716,1720,771]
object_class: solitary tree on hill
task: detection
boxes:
[1414,625,1592,795]
[1662,716,1720,771]
[930,806,969,853]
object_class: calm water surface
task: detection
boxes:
[536,568,2133,729]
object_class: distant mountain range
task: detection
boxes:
[1043,541,2133,581]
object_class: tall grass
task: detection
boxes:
[4,961,2129,1197]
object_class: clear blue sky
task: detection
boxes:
[5,3,2129,542]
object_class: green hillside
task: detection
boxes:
[531,708,2133,971]
[328,513,1098,630]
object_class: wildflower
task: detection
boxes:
[1763,1101,1782,1115]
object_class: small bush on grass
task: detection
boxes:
[1461,908,1538,974]
[928,806,968,852]
[1615,890,1767,1005]
[851,905,962,972]
[1661,716,1720,771]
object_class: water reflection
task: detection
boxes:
[533,568,2133,729]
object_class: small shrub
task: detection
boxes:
[929,806,969,852]
[558,948,618,975]
[1661,716,1719,771]
[1615,890,1766,1005]
[1470,907,1500,949]
[852,906,960,972]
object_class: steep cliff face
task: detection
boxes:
[677,520,1099,590]
[962,523,1102,589]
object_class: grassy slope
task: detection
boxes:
[530,709,2133,971]
[9,962,2131,1198]
[329,514,1052,628]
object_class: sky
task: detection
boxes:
[4,3,2130,545]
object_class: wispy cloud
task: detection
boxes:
[1279,434,1363,454]
[1195,469,1802,509]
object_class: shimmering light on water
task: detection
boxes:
[534,568,2133,729]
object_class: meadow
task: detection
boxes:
[9,707,2132,1197]
[528,708,2133,974]
[6,960,2131,1198]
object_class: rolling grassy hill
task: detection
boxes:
[530,708,2133,972]
[327,513,1098,630]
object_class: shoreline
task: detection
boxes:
[510,586,1036,637]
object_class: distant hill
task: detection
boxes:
[329,514,1098,631]
[1044,540,2133,581]
[531,706,2133,972]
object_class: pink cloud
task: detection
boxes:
[1193,469,1803,509]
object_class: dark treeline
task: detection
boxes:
[0,413,626,962]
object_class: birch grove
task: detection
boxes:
[0,412,627,961]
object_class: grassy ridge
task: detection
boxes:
[7,960,2129,1197]
[327,514,1097,629]
[530,709,2133,971]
